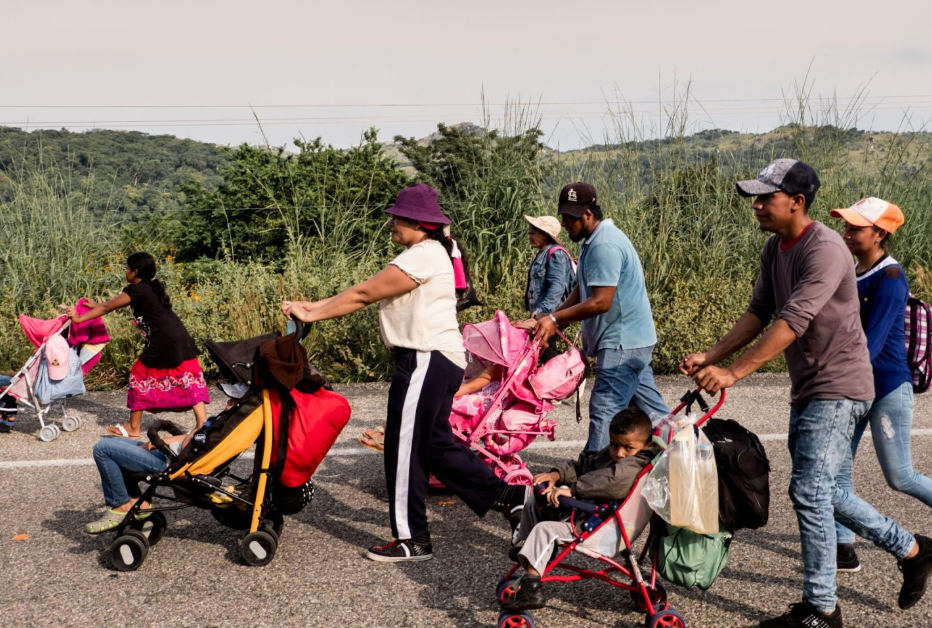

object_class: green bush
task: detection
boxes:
[3,96,931,386]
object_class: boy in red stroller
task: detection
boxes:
[503,407,657,611]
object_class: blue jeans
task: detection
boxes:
[586,345,670,451]
[836,382,932,544]
[788,398,915,614]
[93,438,168,507]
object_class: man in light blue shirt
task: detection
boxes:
[532,182,669,451]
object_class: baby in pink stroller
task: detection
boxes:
[358,311,585,486]
[447,310,585,485]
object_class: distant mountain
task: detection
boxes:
[0,127,229,213]
[2,123,928,215]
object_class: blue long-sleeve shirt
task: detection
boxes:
[857,256,912,400]
[525,244,576,317]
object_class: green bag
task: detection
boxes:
[654,522,732,590]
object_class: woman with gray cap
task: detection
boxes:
[522,215,576,362]
[282,183,527,562]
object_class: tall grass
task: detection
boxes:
[2,89,931,385]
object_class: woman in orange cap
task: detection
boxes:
[830,197,932,573]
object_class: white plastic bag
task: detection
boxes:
[644,415,719,535]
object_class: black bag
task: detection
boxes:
[453,237,481,312]
[702,418,771,531]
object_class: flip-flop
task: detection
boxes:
[85,509,129,535]
[362,425,385,440]
[357,434,385,454]
[106,424,140,439]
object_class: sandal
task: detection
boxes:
[106,424,140,439]
[357,425,386,454]
[85,509,129,535]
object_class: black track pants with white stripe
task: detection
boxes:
[383,348,506,540]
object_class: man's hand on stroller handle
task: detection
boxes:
[532,314,558,345]
[679,352,708,376]
[690,365,736,396]
[681,352,737,394]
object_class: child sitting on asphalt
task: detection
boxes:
[502,406,658,612]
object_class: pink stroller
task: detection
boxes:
[0,303,109,442]
[447,311,585,485]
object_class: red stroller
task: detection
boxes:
[495,389,726,628]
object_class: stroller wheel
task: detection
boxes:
[109,532,149,572]
[497,577,520,604]
[631,581,667,613]
[130,511,168,546]
[262,511,284,541]
[498,611,534,628]
[241,530,277,567]
[62,415,81,432]
[646,606,685,628]
[502,468,534,486]
[39,425,57,442]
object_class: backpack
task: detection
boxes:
[702,418,771,531]
[653,520,732,590]
[547,245,578,275]
[528,328,586,401]
[906,294,932,394]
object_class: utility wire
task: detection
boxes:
[2,94,932,108]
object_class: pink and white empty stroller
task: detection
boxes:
[0,301,109,441]
[448,310,585,485]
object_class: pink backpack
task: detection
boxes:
[528,329,586,401]
[906,294,932,394]
[547,245,578,275]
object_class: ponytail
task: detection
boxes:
[423,228,454,261]
[126,251,172,308]
[149,278,172,309]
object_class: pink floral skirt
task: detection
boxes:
[127,358,210,412]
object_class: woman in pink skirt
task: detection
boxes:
[67,252,209,438]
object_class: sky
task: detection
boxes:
[2,0,932,150]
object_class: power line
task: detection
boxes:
[6,103,932,130]
[1,94,932,109]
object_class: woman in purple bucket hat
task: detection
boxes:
[283,183,527,562]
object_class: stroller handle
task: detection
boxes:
[668,387,725,429]
[534,483,597,514]
[147,420,186,461]
[287,316,311,342]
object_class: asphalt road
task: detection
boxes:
[2,374,931,628]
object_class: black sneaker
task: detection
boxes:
[501,576,546,611]
[493,485,530,526]
[836,543,861,573]
[365,534,432,562]
[759,599,842,628]
[898,534,932,609]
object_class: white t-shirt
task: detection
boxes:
[379,239,466,368]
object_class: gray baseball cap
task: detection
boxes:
[736,158,821,204]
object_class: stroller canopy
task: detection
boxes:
[19,315,68,348]
[462,310,530,368]
[205,333,281,389]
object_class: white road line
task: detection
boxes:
[3,429,932,470]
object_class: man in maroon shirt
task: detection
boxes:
[681,159,932,628]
